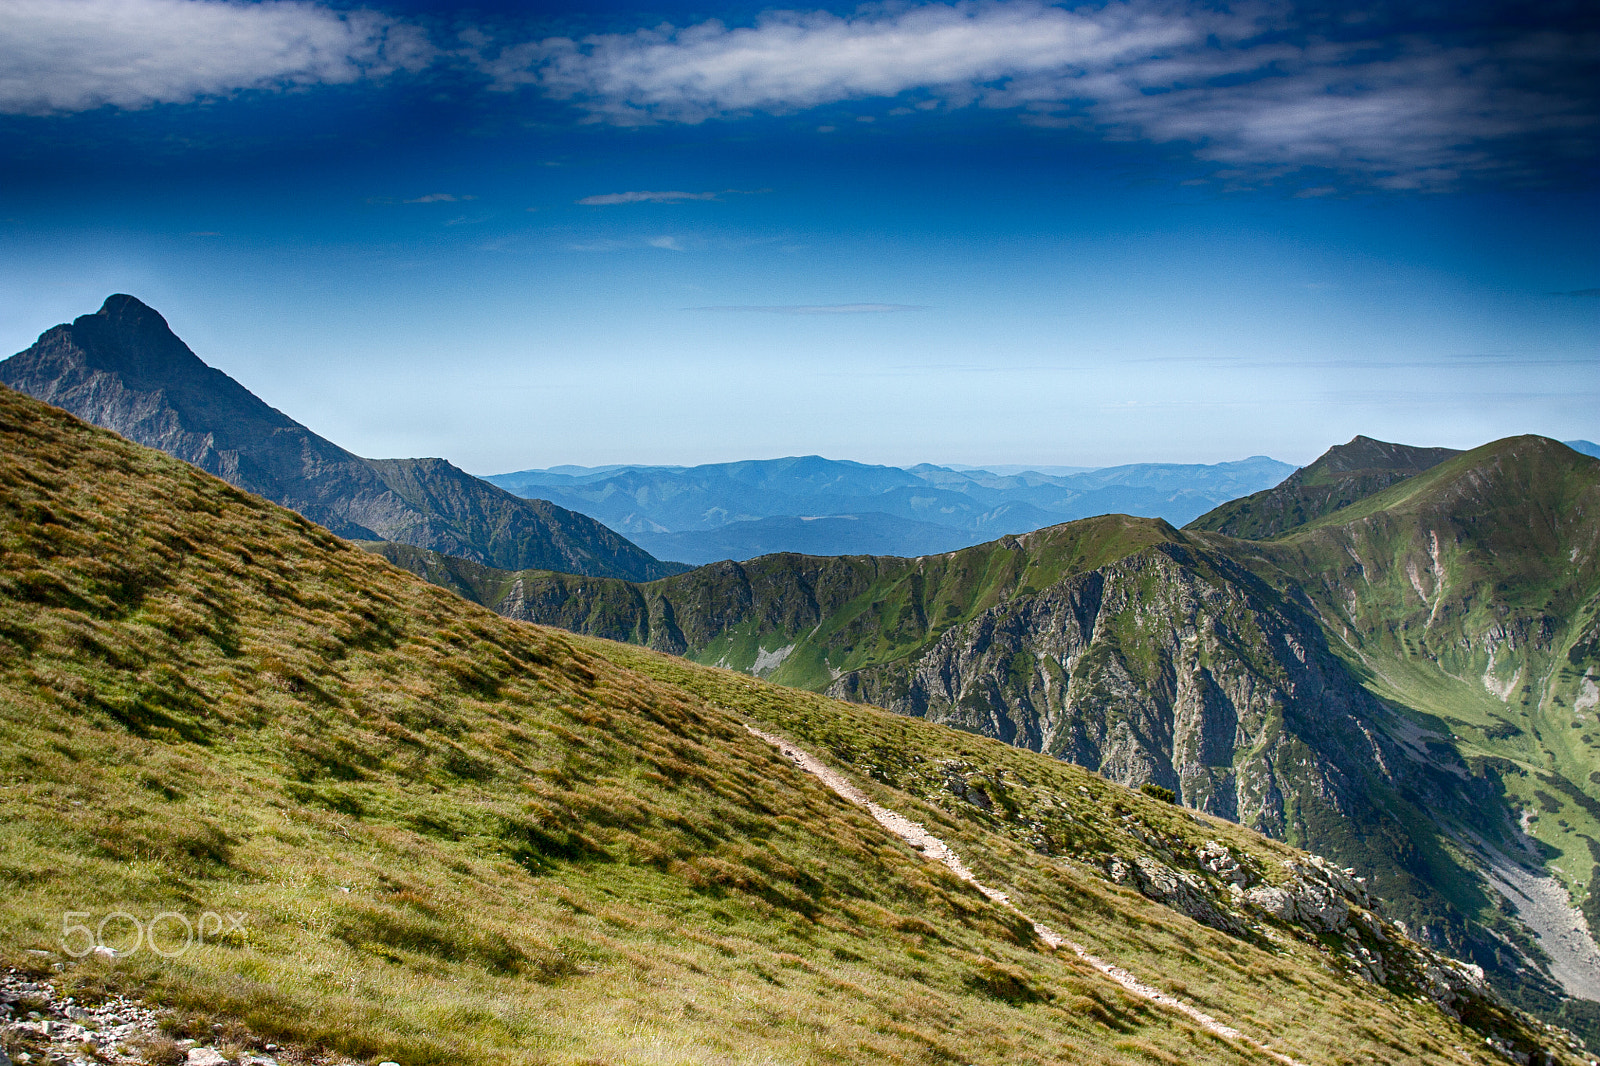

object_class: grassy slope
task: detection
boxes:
[0,386,1568,1066]
[1235,437,1600,861]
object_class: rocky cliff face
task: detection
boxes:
[829,544,1353,824]
[0,296,680,581]
[820,540,1515,944]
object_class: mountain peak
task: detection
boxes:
[1311,435,1461,480]
[36,291,213,391]
[96,291,163,322]
[1186,434,1462,538]
[1,296,681,581]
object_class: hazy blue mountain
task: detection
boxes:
[628,512,982,564]
[1567,440,1600,459]
[0,295,682,581]
[488,454,1294,561]
[941,462,1097,476]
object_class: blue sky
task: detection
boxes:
[1,0,1595,472]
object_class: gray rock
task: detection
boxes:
[1196,840,1250,887]
[1245,884,1296,920]
[1114,853,1248,936]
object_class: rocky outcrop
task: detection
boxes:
[1,967,345,1066]
[827,544,1469,838]
[1106,837,1497,1018]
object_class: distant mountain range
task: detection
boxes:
[487,453,1296,564]
[0,295,683,581]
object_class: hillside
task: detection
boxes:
[0,383,1574,1065]
[367,517,1534,976]
[1187,435,1461,540]
[393,439,1600,1037]
[0,296,679,581]
[1230,436,1600,983]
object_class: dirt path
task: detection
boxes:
[747,726,1308,1066]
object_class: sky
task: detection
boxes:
[0,0,1596,473]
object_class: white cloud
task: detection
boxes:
[567,236,686,251]
[405,193,473,203]
[477,1,1596,187]
[527,2,1200,123]
[578,190,720,205]
[0,0,431,115]
[691,303,925,314]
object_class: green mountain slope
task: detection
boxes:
[1234,437,1600,936]
[377,440,1600,1037]
[370,514,1178,691]
[1186,435,1461,540]
[0,295,680,581]
[367,518,1529,966]
[0,384,1576,1065]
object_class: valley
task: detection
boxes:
[376,436,1600,1041]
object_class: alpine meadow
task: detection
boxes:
[2,1,1598,1065]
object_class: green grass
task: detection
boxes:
[0,385,1579,1066]
[1230,436,1600,879]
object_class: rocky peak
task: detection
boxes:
[48,294,217,392]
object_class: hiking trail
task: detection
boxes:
[746,725,1308,1066]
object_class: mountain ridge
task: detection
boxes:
[1186,434,1463,540]
[488,453,1294,560]
[0,295,681,581]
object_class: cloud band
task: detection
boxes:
[0,0,430,115]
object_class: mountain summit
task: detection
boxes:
[0,296,681,581]
[1186,434,1462,539]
